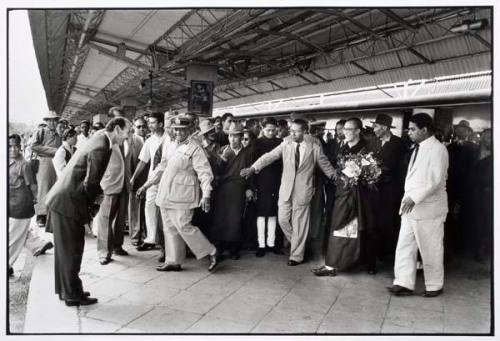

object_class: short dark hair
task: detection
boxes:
[105,117,129,132]
[94,122,105,130]
[346,117,363,130]
[62,128,77,141]
[148,112,165,124]
[80,120,90,126]
[277,119,288,127]
[243,129,256,140]
[409,113,434,133]
[336,119,346,127]
[262,117,277,127]
[9,134,21,145]
[292,119,308,131]
[222,113,234,122]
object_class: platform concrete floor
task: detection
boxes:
[16,234,491,334]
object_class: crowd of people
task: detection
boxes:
[8,106,492,307]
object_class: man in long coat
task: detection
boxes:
[371,114,407,263]
[45,118,131,306]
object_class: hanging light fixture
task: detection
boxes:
[450,18,488,33]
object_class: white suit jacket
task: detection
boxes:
[401,135,449,220]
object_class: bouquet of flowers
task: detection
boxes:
[336,152,382,188]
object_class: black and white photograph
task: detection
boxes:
[4,2,496,337]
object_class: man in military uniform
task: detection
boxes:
[137,115,218,272]
[31,110,62,227]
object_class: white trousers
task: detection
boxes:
[257,216,277,248]
[160,208,215,265]
[393,215,445,291]
[144,185,159,244]
[9,217,47,267]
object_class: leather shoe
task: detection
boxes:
[34,241,53,257]
[156,264,182,272]
[422,289,443,298]
[287,260,301,266]
[256,248,266,257]
[99,258,112,265]
[367,267,377,275]
[131,240,141,246]
[312,266,337,277]
[65,297,98,307]
[8,267,14,277]
[113,248,129,256]
[387,285,413,296]
[208,250,218,272]
[59,291,91,301]
[136,243,155,251]
[270,246,284,255]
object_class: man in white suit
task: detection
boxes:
[388,113,449,297]
[241,119,336,266]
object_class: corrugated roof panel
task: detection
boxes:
[414,35,489,62]
[275,75,309,88]
[356,53,402,72]
[213,53,491,109]
[396,49,424,66]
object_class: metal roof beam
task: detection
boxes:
[268,80,285,90]
[88,42,153,70]
[90,37,155,56]
[470,32,492,49]
[296,73,317,85]
[349,61,374,75]
[408,47,433,64]
[245,85,262,95]
[252,28,328,57]
[378,9,418,32]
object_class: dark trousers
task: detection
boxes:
[131,198,146,242]
[47,210,84,300]
[97,189,128,259]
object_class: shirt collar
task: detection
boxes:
[231,145,243,154]
[419,135,435,149]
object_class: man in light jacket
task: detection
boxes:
[137,115,218,272]
[388,113,449,298]
[241,119,336,266]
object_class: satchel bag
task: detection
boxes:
[28,128,44,175]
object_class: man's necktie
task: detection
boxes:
[410,143,419,169]
[295,143,300,171]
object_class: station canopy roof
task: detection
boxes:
[28,8,492,122]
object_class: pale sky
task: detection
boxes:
[8,10,48,125]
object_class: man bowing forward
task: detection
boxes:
[45,118,131,306]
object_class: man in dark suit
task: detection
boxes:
[45,117,131,306]
[371,114,407,264]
